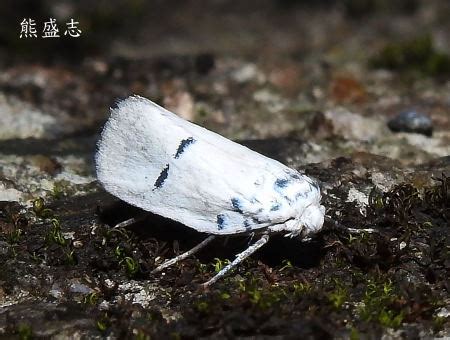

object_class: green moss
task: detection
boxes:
[358,279,404,329]
[378,309,404,328]
[134,329,151,340]
[195,300,210,313]
[279,259,294,271]
[96,319,108,333]
[96,312,112,334]
[292,282,312,296]
[114,245,125,259]
[51,180,71,199]
[17,323,32,340]
[249,287,284,309]
[46,218,67,246]
[328,286,348,310]
[325,278,350,310]
[135,330,151,340]
[197,107,210,118]
[122,256,139,277]
[65,249,77,266]
[220,291,231,300]
[349,326,360,340]
[7,228,22,244]
[84,292,99,305]
[32,197,53,218]
[370,34,450,77]
[368,187,384,209]
[212,258,230,273]
[432,316,447,332]
[170,332,182,340]
[30,251,43,263]
[238,277,285,309]
[196,262,208,274]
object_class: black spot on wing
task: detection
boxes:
[295,191,307,200]
[270,202,281,211]
[231,198,244,213]
[154,164,169,189]
[289,172,302,180]
[250,197,260,204]
[251,216,263,224]
[275,178,290,188]
[217,214,226,230]
[274,178,293,203]
[243,219,253,231]
[174,137,196,159]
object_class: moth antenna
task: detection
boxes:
[152,235,216,273]
[201,233,270,288]
[324,216,377,234]
[247,232,256,245]
[112,216,145,229]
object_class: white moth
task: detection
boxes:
[96,95,325,286]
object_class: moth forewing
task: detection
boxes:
[96,95,325,285]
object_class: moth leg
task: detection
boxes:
[346,227,377,234]
[202,233,270,288]
[113,216,145,229]
[152,235,216,273]
[325,217,378,234]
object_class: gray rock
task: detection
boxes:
[0,94,61,140]
[68,281,94,295]
[387,110,433,136]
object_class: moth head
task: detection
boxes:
[298,202,325,235]
[282,202,325,238]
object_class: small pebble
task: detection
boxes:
[73,240,83,248]
[387,110,433,136]
[0,241,9,256]
[69,281,94,294]
[399,241,407,250]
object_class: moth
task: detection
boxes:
[96,95,325,286]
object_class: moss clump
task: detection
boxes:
[212,257,231,273]
[122,256,140,277]
[358,279,404,328]
[7,228,23,244]
[46,218,67,246]
[32,197,54,218]
[51,180,72,199]
[328,284,349,310]
[96,314,110,334]
[17,323,33,340]
[370,35,450,77]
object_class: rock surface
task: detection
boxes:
[0,1,449,338]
